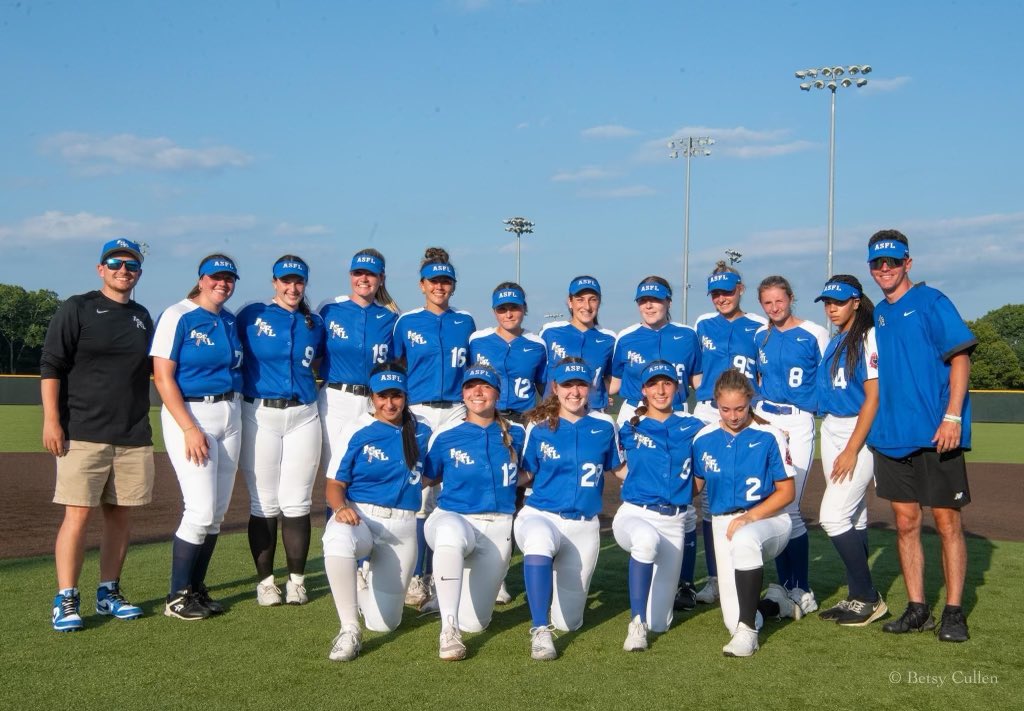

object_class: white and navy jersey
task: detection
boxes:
[468,329,547,413]
[619,414,706,507]
[692,422,794,515]
[868,284,977,458]
[393,307,476,404]
[317,296,397,386]
[692,312,767,401]
[331,413,432,511]
[816,328,878,418]
[611,322,702,408]
[539,321,616,410]
[236,302,325,404]
[150,299,243,398]
[521,412,623,519]
[425,419,527,515]
[754,320,829,412]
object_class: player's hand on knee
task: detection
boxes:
[42,421,67,457]
[726,515,750,541]
[334,505,360,526]
[830,449,857,483]
[184,426,210,465]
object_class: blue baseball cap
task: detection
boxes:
[100,238,144,264]
[635,281,672,302]
[867,239,910,262]
[273,258,309,280]
[707,272,740,294]
[350,252,384,275]
[568,276,602,296]
[420,262,457,281]
[198,256,240,279]
[492,286,526,309]
[369,369,407,394]
[552,361,593,385]
[640,360,677,387]
[462,365,501,391]
[814,281,861,303]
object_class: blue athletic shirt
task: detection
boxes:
[236,302,325,403]
[468,328,547,412]
[692,422,793,515]
[521,412,623,519]
[754,321,829,412]
[612,322,702,408]
[538,321,616,410]
[816,327,878,417]
[692,312,767,401]
[317,296,398,386]
[393,307,476,404]
[331,413,432,511]
[868,284,977,458]
[150,299,243,398]
[619,414,706,507]
[425,419,527,514]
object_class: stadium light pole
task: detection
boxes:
[503,217,535,284]
[795,65,870,280]
[668,136,714,324]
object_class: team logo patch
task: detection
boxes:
[329,321,348,339]
[448,448,475,467]
[255,318,276,337]
[539,442,561,460]
[550,342,567,359]
[362,444,389,463]
[878,315,886,327]
[701,452,720,473]
[407,330,428,346]
[627,350,645,366]
[633,433,656,449]
[870,352,878,369]
[759,349,768,364]
[475,354,492,367]
[132,315,146,330]
[701,335,716,351]
[190,329,214,346]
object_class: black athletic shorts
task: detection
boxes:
[872,448,971,508]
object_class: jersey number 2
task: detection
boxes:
[580,463,603,488]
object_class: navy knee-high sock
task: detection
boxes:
[171,536,202,594]
[191,534,218,589]
[830,529,876,601]
[787,532,810,590]
[628,558,655,622]
[702,519,718,577]
[523,554,554,628]
[774,546,792,589]
[858,527,869,555]
[679,529,697,584]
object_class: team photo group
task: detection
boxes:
[41,228,977,662]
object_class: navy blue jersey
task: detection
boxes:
[426,419,526,514]
[393,307,476,404]
[521,413,623,519]
[468,329,547,412]
[332,414,432,511]
[692,423,793,515]
[150,299,243,397]
[539,321,616,410]
[619,414,706,507]
[612,322,702,407]
[754,321,829,411]
[317,296,398,386]
[816,328,878,417]
[692,312,766,401]
[237,301,325,403]
[868,284,977,458]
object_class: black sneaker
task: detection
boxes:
[819,598,852,622]
[674,583,697,611]
[193,583,225,616]
[164,588,211,621]
[882,603,935,634]
[937,607,969,642]
[836,596,888,627]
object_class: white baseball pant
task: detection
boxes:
[239,401,321,517]
[318,387,371,479]
[753,404,815,538]
[409,403,468,519]
[818,415,871,536]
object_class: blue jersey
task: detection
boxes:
[468,329,547,412]
[332,414,432,511]
[619,414,706,507]
[318,297,398,386]
[393,307,476,404]
[754,321,829,412]
[868,284,977,458]
[150,299,243,398]
[426,419,526,514]
[692,423,793,515]
[539,321,616,410]
[236,302,325,404]
[612,322,702,408]
[521,412,622,519]
[692,312,766,401]
[816,328,879,417]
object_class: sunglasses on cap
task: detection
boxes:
[104,258,141,273]
[869,256,906,270]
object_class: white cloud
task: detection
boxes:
[636,125,811,162]
[153,214,260,237]
[516,122,529,130]
[582,124,640,139]
[578,185,657,199]
[41,132,253,174]
[273,222,330,237]
[861,76,911,94]
[720,140,817,159]
[550,166,616,182]
[0,210,136,243]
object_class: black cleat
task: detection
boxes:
[937,607,969,642]
[882,603,935,634]
[193,583,225,615]
[164,587,211,621]
[673,583,697,611]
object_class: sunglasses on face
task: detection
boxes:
[104,258,141,273]
[870,257,906,270]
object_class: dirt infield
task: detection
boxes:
[1,453,1020,560]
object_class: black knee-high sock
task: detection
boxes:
[171,536,202,594]
[191,534,218,588]
[281,514,311,576]
[735,567,763,629]
[248,515,278,579]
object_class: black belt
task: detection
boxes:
[641,503,688,516]
[184,391,235,404]
[498,409,527,425]
[326,382,370,396]
[244,396,304,409]
[715,508,749,517]
[418,400,457,408]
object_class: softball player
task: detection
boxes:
[814,276,887,626]
[423,365,526,661]
[613,361,705,651]
[539,276,616,412]
[323,363,432,662]
[514,358,624,660]
[151,254,244,620]
[393,247,476,608]
[753,276,829,615]
[692,369,799,657]
[237,256,326,607]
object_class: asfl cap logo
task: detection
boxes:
[823,283,845,295]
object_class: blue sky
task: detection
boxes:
[2,0,1021,330]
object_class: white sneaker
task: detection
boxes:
[257,581,283,607]
[623,615,648,652]
[789,586,818,615]
[723,622,759,657]
[495,581,513,605]
[439,616,467,661]
[329,625,362,661]
[530,625,557,661]
[285,579,308,605]
[405,575,429,607]
[764,583,803,620]
[695,576,719,604]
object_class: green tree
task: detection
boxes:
[0,284,62,374]
[975,304,1024,366]
[968,320,1024,390]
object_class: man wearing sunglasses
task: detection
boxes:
[865,229,976,643]
[41,238,155,631]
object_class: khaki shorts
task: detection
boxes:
[54,441,155,507]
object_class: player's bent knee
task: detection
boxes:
[820,518,851,537]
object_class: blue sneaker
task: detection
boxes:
[96,582,143,620]
[53,590,84,632]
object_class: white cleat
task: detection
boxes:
[285,579,308,605]
[530,625,558,661]
[764,583,803,620]
[405,575,429,608]
[695,576,719,604]
[439,616,467,661]
[257,581,283,607]
[723,622,759,657]
[495,581,513,605]
[623,615,649,652]
[789,586,818,615]
[329,625,362,662]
